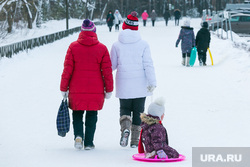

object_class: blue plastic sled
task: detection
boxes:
[189,47,197,67]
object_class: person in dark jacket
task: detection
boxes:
[163,9,170,26]
[150,10,157,27]
[195,21,211,66]
[174,9,181,26]
[106,10,115,32]
[138,98,179,159]
[176,20,195,66]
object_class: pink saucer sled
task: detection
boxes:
[132,153,185,162]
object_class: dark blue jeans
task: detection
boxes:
[119,97,146,125]
[72,110,98,146]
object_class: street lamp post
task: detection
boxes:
[66,0,69,30]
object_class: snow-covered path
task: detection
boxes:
[0,19,250,167]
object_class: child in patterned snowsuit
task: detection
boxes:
[138,98,179,159]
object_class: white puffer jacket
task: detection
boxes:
[111,29,157,99]
[114,10,123,25]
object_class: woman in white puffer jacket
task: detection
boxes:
[113,9,123,31]
[110,11,157,148]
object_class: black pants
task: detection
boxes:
[143,20,147,26]
[108,26,112,32]
[175,18,179,26]
[152,20,155,27]
[119,97,146,125]
[165,19,169,26]
[115,24,119,30]
[182,53,190,58]
[198,51,207,64]
[72,110,98,146]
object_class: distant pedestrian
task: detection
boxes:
[174,9,181,26]
[176,19,195,66]
[163,9,170,26]
[141,10,149,26]
[106,10,115,32]
[114,9,123,31]
[150,10,157,27]
[60,19,113,150]
[195,21,211,66]
[110,11,157,148]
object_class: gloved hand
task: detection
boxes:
[147,85,156,93]
[176,44,178,48]
[105,92,112,99]
[145,151,156,159]
[61,90,69,100]
[157,150,167,159]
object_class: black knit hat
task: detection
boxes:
[202,22,208,28]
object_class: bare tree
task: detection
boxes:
[6,2,15,32]
[36,0,42,27]
[14,0,22,28]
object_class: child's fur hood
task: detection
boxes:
[140,113,160,125]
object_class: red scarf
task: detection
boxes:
[138,129,144,153]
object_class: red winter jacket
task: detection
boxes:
[60,31,113,111]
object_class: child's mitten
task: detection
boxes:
[157,150,167,159]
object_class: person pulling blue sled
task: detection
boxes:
[176,19,195,67]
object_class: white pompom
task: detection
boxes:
[154,97,165,106]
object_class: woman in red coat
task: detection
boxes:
[60,19,113,150]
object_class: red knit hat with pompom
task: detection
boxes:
[122,11,139,30]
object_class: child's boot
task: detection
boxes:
[199,59,203,66]
[186,57,190,67]
[130,124,141,148]
[181,57,186,66]
[119,115,132,147]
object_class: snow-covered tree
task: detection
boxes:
[0,0,243,34]
[14,0,22,27]
[36,0,43,27]
[42,0,50,21]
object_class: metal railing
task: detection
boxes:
[0,27,81,58]
[0,21,106,58]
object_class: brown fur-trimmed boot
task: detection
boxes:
[119,115,132,147]
[130,124,141,148]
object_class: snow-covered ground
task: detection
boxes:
[0,18,250,167]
